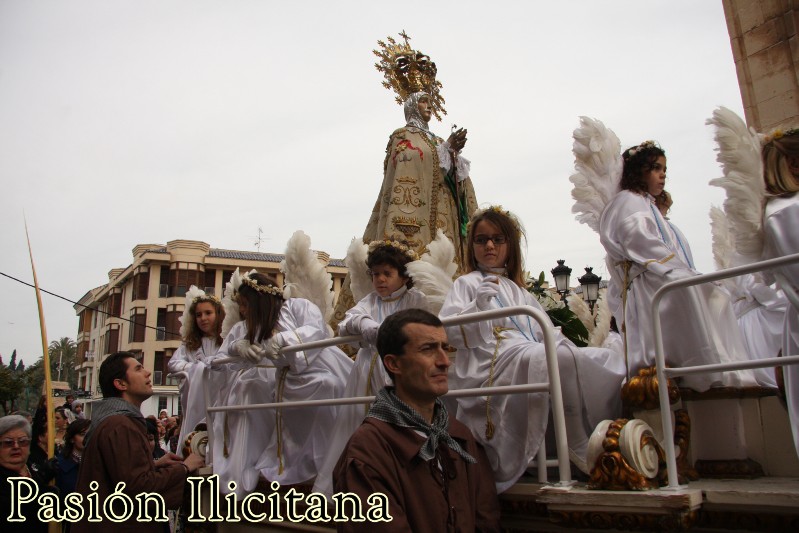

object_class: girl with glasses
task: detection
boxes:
[440,207,626,492]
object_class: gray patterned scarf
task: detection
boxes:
[368,387,476,464]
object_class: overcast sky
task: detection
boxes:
[0,1,744,367]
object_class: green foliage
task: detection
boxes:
[525,274,589,347]
[49,337,78,388]
[0,363,23,415]
[0,337,78,413]
[528,271,547,297]
[546,306,589,347]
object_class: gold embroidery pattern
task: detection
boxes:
[643,253,675,268]
[392,215,423,237]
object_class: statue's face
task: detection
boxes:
[417,95,433,122]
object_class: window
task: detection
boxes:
[154,350,174,386]
[131,267,150,301]
[108,290,123,317]
[159,265,171,297]
[204,269,217,294]
[104,324,120,354]
[129,308,146,343]
[165,305,181,341]
[170,262,203,298]
[158,396,168,413]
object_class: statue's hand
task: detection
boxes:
[447,128,468,152]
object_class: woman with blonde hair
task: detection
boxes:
[761,128,799,457]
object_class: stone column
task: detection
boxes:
[723,0,799,130]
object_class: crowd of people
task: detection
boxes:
[3,35,798,533]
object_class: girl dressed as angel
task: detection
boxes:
[167,287,224,457]
[312,240,429,497]
[439,206,625,493]
[599,141,769,390]
[208,271,352,495]
[761,128,799,456]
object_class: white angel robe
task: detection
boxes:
[207,298,353,495]
[730,274,786,364]
[312,285,429,497]
[763,192,799,458]
[600,190,766,390]
[167,336,221,457]
[439,271,626,493]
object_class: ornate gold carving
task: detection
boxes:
[622,366,680,411]
[588,419,666,491]
[673,408,699,482]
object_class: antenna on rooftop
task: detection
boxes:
[252,227,267,252]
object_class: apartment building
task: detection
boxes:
[73,239,346,418]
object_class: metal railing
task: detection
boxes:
[201,305,574,486]
[652,252,799,489]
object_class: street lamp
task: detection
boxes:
[578,267,602,314]
[551,259,572,307]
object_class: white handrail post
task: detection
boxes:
[651,288,681,489]
[650,252,799,489]
[539,315,572,486]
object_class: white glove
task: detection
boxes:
[244,343,266,363]
[475,276,500,310]
[171,371,189,382]
[359,318,381,346]
[262,336,284,362]
[233,339,252,358]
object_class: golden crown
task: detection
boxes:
[373,31,446,120]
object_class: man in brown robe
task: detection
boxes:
[73,351,204,532]
[334,309,500,532]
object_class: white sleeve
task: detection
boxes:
[338,293,378,335]
[439,274,495,349]
[267,298,330,372]
[167,344,193,373]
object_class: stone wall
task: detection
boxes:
[723,0,799,131]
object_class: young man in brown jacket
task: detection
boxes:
[334,309,501,532]
[73,351,204,532]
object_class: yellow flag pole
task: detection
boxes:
[24,219,55,458]
[25,219,60,533]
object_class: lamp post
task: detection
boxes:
[551,259,572,308]
[578,266,602,314]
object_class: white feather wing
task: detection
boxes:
[569,116,623,233]
[706,106,765,264]
[221,268,250,339]
[709,204,746,294]
[588,295,611,348]
[280,230,334,324]
[709,205,733,271]
[345,238,371,304]
[406,229,456,314]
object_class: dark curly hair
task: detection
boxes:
[620,141,666,194]
[366,244,414,288]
